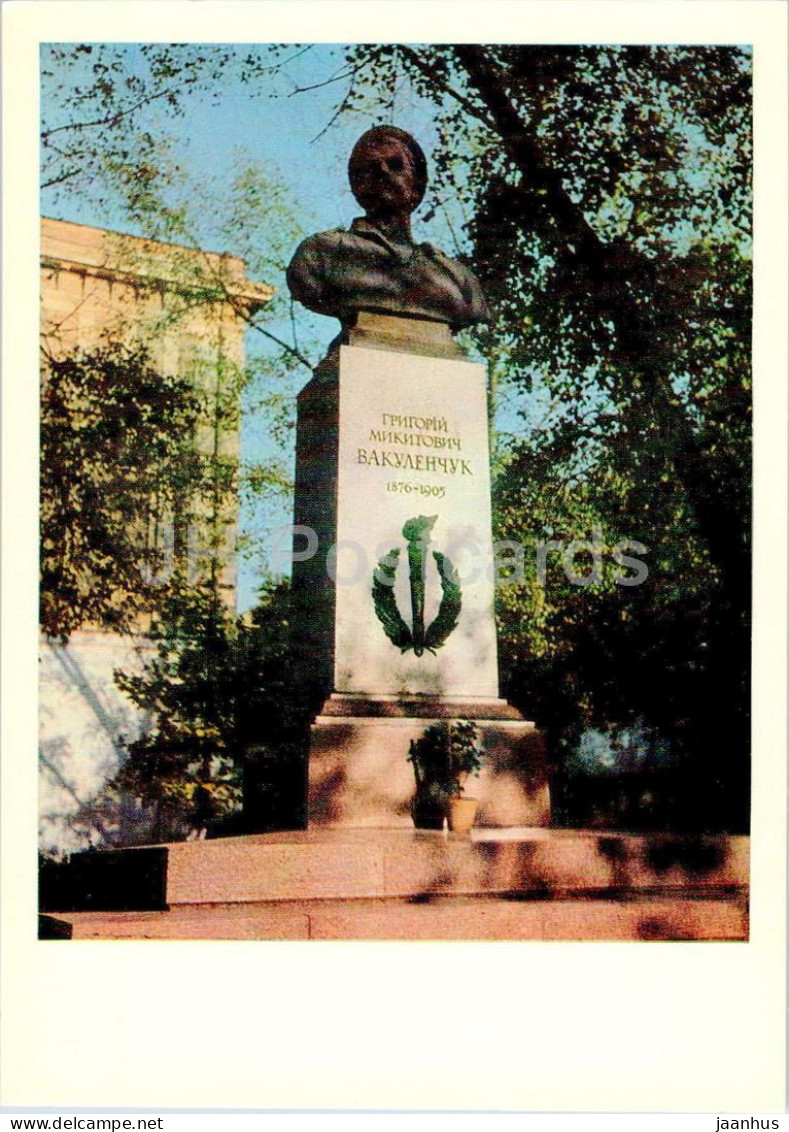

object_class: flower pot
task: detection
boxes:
[447,796,478,833]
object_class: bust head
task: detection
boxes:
[348,126,427,222]
[287,126,489,331]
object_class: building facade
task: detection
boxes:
[39,217,272,854]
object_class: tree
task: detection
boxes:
[39,46,321,845]
[40,46,320,634]
[40,341,212,640]
[340,44,750,580]
[113,579,307,836]
[41,43,321,370]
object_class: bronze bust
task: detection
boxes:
[286,126,490,334]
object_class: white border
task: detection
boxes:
[2,0,787,1112]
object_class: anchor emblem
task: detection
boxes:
[372,515,462,656]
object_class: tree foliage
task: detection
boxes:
[40,45,323,635]
[40,341,220,640]
[42,45,300,196]
[41,43,320,365]
[113,580,306,831]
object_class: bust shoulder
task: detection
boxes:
[286,229,350,313]
[286,219,490,327]
[288,227,348,268]
[414,241,491,323]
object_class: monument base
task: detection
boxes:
[308,695,551,828]
[45,828,750,942]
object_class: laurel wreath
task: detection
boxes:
[372,549,413,651]
[372,547,462,656]
[425,550,462,652]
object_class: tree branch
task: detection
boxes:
[393,45,499,135]
[451,45,645,280]
[288,66,359,96]
[186,238,315,371]
[446,46,749,600]
[248,320,314,371]
[41,167,83,190]
[41,75,199,139]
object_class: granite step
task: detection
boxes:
[52,891,748,942]
[40,828,749,944]
[41,827,749,911]
[163,827,749,906]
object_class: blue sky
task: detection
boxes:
[40,44,455,267]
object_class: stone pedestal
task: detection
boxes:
[308,697,551,828]
[291,314,550,828]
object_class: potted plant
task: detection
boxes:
[443,719,485,833]
[408,731,449,829]
[408,719,485,833]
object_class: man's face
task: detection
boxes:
[350,137,421,220]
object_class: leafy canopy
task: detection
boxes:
[40,342,216,640]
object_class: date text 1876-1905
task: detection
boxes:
[387,481,445,498]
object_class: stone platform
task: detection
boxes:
[42,827,749,942]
